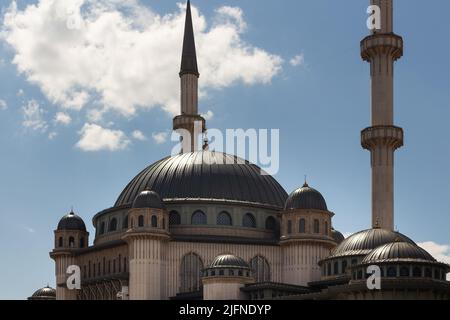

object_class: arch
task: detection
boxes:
[169,211,181,226]
[138,215,144,227]
[68,236,75,248]
[79,237,85,248]
[192,211,207,225]
[265,216,276,231]
[122,215,128,229]
[58,237,63,247]
[250,256,271,283]
[342,260,348,274]
[387,266,397,277]
[425,268,432,278]
[151,215,158,228]
[180,252,204,293]
[217,211,232,226]
[400,266,410,277]
[100,222,105,235]
[299,219,306,233]
[109,218,117,232]
[324,221,328,235]
[333,261,339,275]
[163,218,166,229]
[413,266,422,277]
[287,220,292,234]
[243,213,256,228]
[313,219,320,234]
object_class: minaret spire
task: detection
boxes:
[180,0,199,77]
[361,0,404,230]
[173,0,205,153]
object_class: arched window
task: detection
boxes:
[387,266,397,277]
[162,218,166,229]
[357,269,363,279]
[400,266,410,277]
[192,211,207,225]
[122,215,128,229]
[413,267,422,277]
[425,268,432,278]
[100,222,105,235]
[324,221,328,235]
[434,269,440,279]
[180,253,203,293]
[287,220,292,234]
[327,263,331,276]
[138,215,144,227]
[79,237,85,248]
[334,261,339,275]
[313,219,320,234]
[243,213,256,228]
[58,237,63,247]
[217,211,232,226]
[265,216,276,231]
[69,236,75,248]
[299,219,306,233]
[169,211,181,226]
[118,254,122,273]
[342,260,348,274]
[351,258,357,265]
[109,218,117,232]
[250,256,271,283]
[151,215,158,228]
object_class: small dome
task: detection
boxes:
[57,211,86,231]
[132,189,165,209]
[332,228,345,244]
[362,241,436,264]
[327,228,416,259]
[28,285,56,300]
[284,182,327,211]
[210,254,250,269]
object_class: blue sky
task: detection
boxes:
[0,0,449,299]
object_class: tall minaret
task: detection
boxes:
[173,0,206,153]
[361,0,404,230]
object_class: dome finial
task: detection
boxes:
[303,175,309,188]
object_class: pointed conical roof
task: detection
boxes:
[180,0,199,77]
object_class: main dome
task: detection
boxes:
[115,151,288,209]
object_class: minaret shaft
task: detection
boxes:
[361,0,403,230]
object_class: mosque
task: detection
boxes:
[29,0,450,300]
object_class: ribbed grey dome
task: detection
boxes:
[29,286,56,300]
[327,228,416,259]
[115,151,288,209]
[132,189,165,209]
[332,228,345,244]
[284,183,327,211]
[57,211,86,231]
[210,254,250,269]
[362,241,436,264]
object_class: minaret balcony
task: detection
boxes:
[361,33,403,61]
[361,125,404,150]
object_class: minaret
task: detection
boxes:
[173,0,206,153]
[361,0,404,230]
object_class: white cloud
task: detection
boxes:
[132,129,146,141]
[201,110,214,121]
[418,241,450,280]
[290,54,304,67]
[17,89,24,96]
[22,99,48,132]
[22,226,35,233]
[48,131,58,139]
[76,123,130,151]
[0,99,7,110]
[152,131,168,144]
[55,112,72,125]
[2,0,283,120]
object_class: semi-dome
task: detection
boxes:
[132,189,165,209]
[325,228,416,259]
[362,241,436,264]
[57,211,86,231]
[28,285,56,300]
[284,182,327,211]
[115,151,288,209]
[210,254,250,269]
[331,228,345,244]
